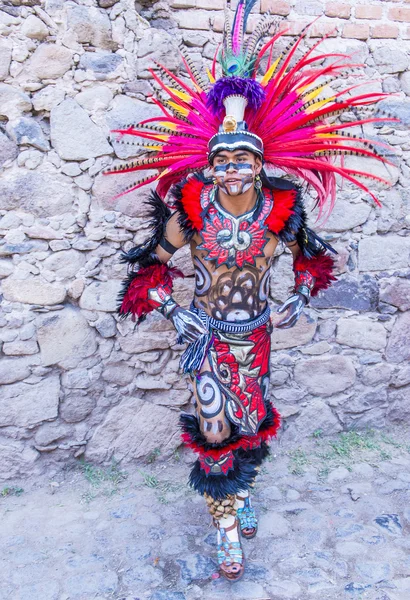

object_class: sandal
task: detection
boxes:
[236,495,258,539]
[214,517,245,581]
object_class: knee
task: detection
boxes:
[201,419,231,444]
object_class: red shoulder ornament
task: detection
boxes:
[265,188,297,234]
[178,176,206,232]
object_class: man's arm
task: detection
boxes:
[119,210,206,342]
[276,240,312,329]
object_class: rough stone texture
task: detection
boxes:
[29,43,73,79]
[386,312,410,363]
[37,307,97,368]
[85,399,180,463]
[294,356,356,397]
[50,98,112,160]
[0,375,60,427]
[0,0,408,479]
[336,317,387,351]
[2,278,66,305]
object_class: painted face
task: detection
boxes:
[213,156,258,196]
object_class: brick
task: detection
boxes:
[260,0,291,16]
[171,0,224,7]
[355,5,383,20]
[294,0,323,16]
[176,10,211,30]
[325,3,351,19]
[213,13,262,33]
[389,6,410,22]
[342,23,370,40]
[278,20,307,36]
[371,24,399,39]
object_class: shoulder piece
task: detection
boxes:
[172,173,211,240]
[266,184,337,259]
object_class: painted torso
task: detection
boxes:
[190,186,279,321]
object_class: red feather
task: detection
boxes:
[179,176,205,231]
[119,263,183,322]
[294,250,336,296]
[265,188,297,234]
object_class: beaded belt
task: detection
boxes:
[190,303,271,334]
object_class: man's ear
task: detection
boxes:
[255,156,263,174]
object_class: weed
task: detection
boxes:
[139,470,159,488]
[146,448,161,464]
[172,448,181,462]
[288,447,309,475]
[312,429,324,439]
[1,486,24,498]
[79,458,128,487]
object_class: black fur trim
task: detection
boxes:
[171,172,211,242]
[120,190,171,268]
[188,444,270,498]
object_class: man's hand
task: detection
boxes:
[169,306,207,343]
[275,293,307,329]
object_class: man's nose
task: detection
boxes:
[226,162,238,172]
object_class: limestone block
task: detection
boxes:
[107,95,159,159]
[284,399,343,440]
[42,249,86,279]
[0,375,60,427]
[0,38,12,80]
[0,131,18,167]
[75,85,113,112]
[61,369,91,389]
[32,85,66,112]
[37,307,98,368]
[391,366,410,388]
[318,197,371,232]
[0,357,31,384]
[92,167,155,218]
[66,4,116,50]
[270,313,317,351]
[312,275,378,312]
[379,277,410,311]
[372,45,409,74]
[294,355,356,397]
[358,236,410,271]
[22,225,63,241]
[3,340,39,356]
[102,363,134,386]
[21,14,49,40]
[0,441,39,481]
[2,278,66,305]
[78,51,123,78]
[270,252,294,303]
[336,317,387,351]
[0,259,13,279]
[60,392,96,423]
[34,422,73,447]
[0,167,76,217]
[0,83,32,120]
[386,312,410,363]
[119,329,176,354]
[136,28,180,76]
[50,98,112,161]
[85,398,180,463]
[6,117,50,152]
[79,280,122,312]
[387,385,410,423]
[29,43,73,79]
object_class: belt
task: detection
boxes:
[190,303,271,334]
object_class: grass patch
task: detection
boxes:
[1,486,24,498]
[139,470,159,488]
[288,447,310,476]
[78,458,128,503]
[146,447,161,464]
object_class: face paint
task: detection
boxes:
[213,162,256,196]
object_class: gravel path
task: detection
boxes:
[1,425,410,600]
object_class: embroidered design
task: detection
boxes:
[198,189,273,269]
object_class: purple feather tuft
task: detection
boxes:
[207,77,266,115]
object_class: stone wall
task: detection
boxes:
[0,0,409,481]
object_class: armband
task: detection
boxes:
[159,236,179,256]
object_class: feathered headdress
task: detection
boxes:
[105,0,397,220]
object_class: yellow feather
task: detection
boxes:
[157,121,178,131]
[317,133,338,138]
[207,68,216,83]
[260,56,281,87]
[305,97,335,114]
[303,85,328,103]
[169,88,192,103]
[168,101,189,117]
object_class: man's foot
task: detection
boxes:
[236,493,258,539]
[215,515,245,581]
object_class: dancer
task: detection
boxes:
[107,0,394,580]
